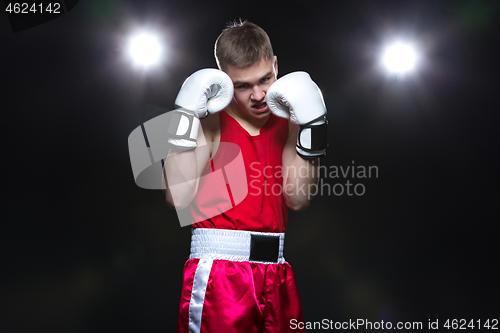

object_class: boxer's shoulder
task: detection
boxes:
[201,112,221,145]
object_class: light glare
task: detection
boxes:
[382,43,417,74]
[129,33,162,66]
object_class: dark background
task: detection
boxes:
[1,0,499,331]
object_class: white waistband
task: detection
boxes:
[190,228,286,264]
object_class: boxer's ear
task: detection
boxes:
[273,55,278,78]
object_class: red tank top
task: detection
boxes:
[189,110,289,232]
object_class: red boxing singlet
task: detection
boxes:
[190,111,289,232]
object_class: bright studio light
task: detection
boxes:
[382,43,417,74]
[129,33,162,67]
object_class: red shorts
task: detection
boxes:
[176,229,304,333]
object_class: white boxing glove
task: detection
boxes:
[266,72,328,158]
[168,69,234,150]
[175,68,234,118]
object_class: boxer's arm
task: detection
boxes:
[164,118,214,209]
[282,123,319,211]
[163,69,232,210]
[268,72,326,211]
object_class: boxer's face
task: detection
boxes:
[225,56,278,121]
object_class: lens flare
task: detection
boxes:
[382,43,417,74]
[128,33,162,67]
